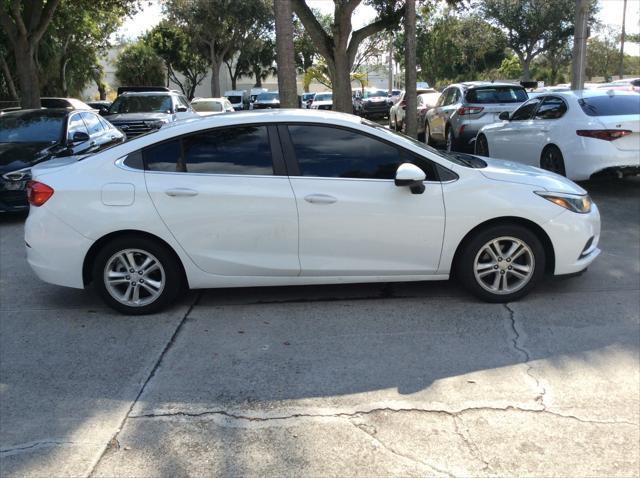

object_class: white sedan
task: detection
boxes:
[474,90,640,180]
[25,110,600,314]
[190,97,235,116]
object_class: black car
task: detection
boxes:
[0,109,125,213]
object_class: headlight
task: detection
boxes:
[145,119,169,129]
[535,191,592,213]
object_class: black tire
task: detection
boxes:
[446,126,456,152]
[540,145,566,176]
[475,134,490,157]
[455,225,545,303]
[92,235,184,315]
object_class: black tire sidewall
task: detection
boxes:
[541,146,566,176]
[93,236,183,315]
[456,225,546,303]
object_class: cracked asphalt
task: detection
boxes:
[1,178,639,477]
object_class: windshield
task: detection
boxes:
[466,86,528,104]
[108,95,173,114]
[0,113,64,143]
[579,95,640,116]
[314,93,332,101]
[192,101,223,112]
[363,89,389,99]
[257,92,279,101]
[363,119,487,169]
[226,95,242,103]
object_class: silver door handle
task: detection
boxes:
[165,188,198,197]
[304,194,337,204]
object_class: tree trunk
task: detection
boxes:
[97,81,106,100]
[521,58,531,81]
[404,0,417,139]
[274,0,298,108]
[253,66,263,87]
[14,39,40,109]
[331,54,352,113]
[619,0,627,79]
[0,56,19,101]
[571,0,589,90]
[60,57,70,97]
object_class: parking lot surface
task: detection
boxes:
[1,178,639,477]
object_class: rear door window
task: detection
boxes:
[466,86,528,104]
[81,112,105,137]
[67,113,89,140]
[145,126,274,175]
[535,96,567,119]
[510,98,543,121]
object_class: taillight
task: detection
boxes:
[457,106,484,115]
[576,129,632,141]
[26,180,54,206]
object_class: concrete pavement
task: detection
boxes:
[1,178,638,477]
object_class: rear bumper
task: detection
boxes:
[543,203,601,275]
[567,140,640,181]
[0,189,28,213]
[25,207,91,289]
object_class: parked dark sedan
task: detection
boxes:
[252,91,280,109]
[0,109,125,212]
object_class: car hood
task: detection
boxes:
[478,156,587,194]
[103,112,172,122]
[0,142,59,173]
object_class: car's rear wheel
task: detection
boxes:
[93,236,183,315]
[475,134,490,157]
[540,145,566,176]
[425,121,434,145]
[456,225,545,303]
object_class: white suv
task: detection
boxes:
[25,110,600,314]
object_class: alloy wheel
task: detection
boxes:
[103,248,166,307]
[473,236,535,295]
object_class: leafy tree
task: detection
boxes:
[165,0,272,97]
[115,40,166,87]
[480,0,594,80]
[497,55,522,79]
[241,37,277,88]
[0,28,18,101]
[586,25,622,81]
[147,21,208,99]
[291,0,406,113]
[0,0,61,108]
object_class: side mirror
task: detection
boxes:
[395,163,426,194]
[498,111,510,121]
[176,106,188,113]
[70,131,90,144]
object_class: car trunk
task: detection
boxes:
[595,115,640,151]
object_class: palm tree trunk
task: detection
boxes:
[404,1,417,138]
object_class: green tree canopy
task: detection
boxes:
[115,40,166,87]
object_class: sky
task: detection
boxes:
[117,0,640,55]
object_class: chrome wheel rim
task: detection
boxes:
[104,249,165,307]
[473,236,535,295]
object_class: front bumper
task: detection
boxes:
[361,102,390,116]
[543,202,601,275]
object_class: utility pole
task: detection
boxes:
[618,0,627,79]
[388,33,393,94]
[571,0,589,90]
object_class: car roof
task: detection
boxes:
[192,97,227,102]
[118,91,177,97]
[453,81,525,89]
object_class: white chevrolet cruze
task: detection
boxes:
[25,110,601,314]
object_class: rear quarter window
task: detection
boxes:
[578,95,640,116]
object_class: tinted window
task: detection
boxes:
[314,93,333,101]
[578,95,640,116]
[0,113,65,143]
[288,124,434,180]
[511,98,542,121]
[466,86,528,104]
[67,113,90,140]
[226,95,242,103]
[257,92,279,101]
[81,112,104,136]
[123,150,144,170]
[181,126,273,175]
[145,126,273,175]
[108,95,173,114]
[41,98,71,108]
[143,139,181,172]
[535,97,567,119]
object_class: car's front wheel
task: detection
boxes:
[93,235,184,315]
[456,225,545,303]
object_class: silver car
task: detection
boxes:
[425,82,528,152]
